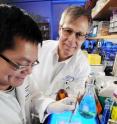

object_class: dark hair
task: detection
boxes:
[60,6,92,27]
[0,4,43,53]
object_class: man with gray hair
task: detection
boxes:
[31,6,92,123]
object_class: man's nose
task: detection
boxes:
[67,32,77,45]
[21,66,33,75]
[26,66,32,75]
[69,32,77,40]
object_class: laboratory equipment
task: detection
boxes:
[78,79,97,119]
[101,98,114,124]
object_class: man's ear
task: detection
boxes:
[59,25,62,30]
[58,25,62,36]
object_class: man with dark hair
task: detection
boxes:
[31,6,92,123]
[0,4,42,124]
[0,4,76,124]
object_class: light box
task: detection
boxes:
[48,111,98,124]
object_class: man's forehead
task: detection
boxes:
[3,40,38,61]
[63,17,89,32]
[64,15,89,24]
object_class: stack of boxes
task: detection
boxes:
[109,10,117,33]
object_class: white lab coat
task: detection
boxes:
[0,80,30,124]
[0,77,54,124]
[30,40,91,122]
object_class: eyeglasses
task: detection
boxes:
[61,27,88,40]
[0,54,39,70]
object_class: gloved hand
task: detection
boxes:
[46,97,76,114]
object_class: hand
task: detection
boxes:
[46,97,76,114]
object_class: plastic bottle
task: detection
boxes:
[78,77,97,119]
[101,98,113,124]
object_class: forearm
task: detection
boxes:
[32,96,55,123]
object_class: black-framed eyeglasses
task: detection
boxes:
[0,54,39,70]
[61,27,88,40]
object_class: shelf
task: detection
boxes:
[41,30,49,32]
[37,22,50,40]
[92,0,117,20]
[87,34,117,40]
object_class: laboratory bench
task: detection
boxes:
[32,65,117,124]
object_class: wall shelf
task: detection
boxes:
[38,22,50,40]
[92,0,117,20]
[88,34,117,40]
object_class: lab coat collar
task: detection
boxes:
[16,83,26,123]
[52,45,81,64]
[52,46,71,64]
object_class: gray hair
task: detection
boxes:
[59,6,92,27]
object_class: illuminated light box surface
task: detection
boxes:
[49,111,97,124]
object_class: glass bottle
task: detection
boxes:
[56,89,68,101]
[78,78,97,119]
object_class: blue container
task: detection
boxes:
[101,98,113,124]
